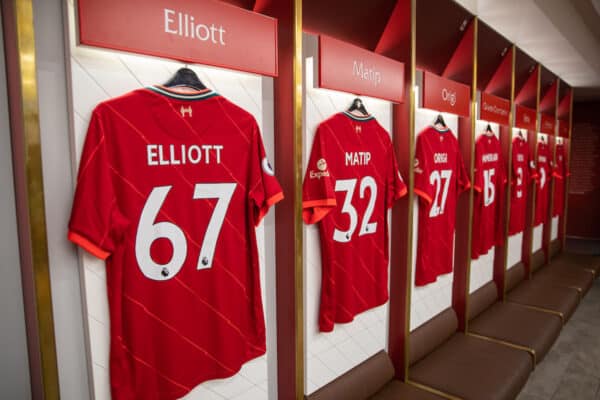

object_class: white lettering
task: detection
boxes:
[482,101,508,116]
[482,153,499,163]
[164,8,226,46]
[147,144,159,166]
[352,61,382,87]
[146,144,225,167]
[433,153,448,164]
[345,151,372,166]
[442,88,457,106]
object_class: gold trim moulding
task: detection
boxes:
[466,332,536,369]
[407,380,464,400]
[505,301,565,325]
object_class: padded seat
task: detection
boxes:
[550,252,600,277]
[468,282,562,364]
[305,351,445,400]
[505,264,579,322]
[532,266,593,295]
[409,309,531,400]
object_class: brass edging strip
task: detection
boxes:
[466,332,536,369]
[8,0,60,398]
[404,0,417,381]
[505,301,565,325]
[407,380,464,400]
[293,0,304,398]
[583,268,596,278]
[463,16,478,333]
[502,44,517,300]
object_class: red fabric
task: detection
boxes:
[534,141,552,225]
[414,126,470,286]
[471,134,506,259]
[509,136,538,235]
[553,143,569,216]
[302,112,406,332]
[68,86,282,400]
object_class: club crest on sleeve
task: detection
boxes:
[262,157,275,176]
[317,158,328,171]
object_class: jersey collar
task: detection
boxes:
[343,111,375,122]
[147,85,219,101]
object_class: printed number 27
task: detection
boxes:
[135,183,236,281]
[429,170,452,217]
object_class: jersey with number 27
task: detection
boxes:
[302,112,407,332]
[414,126,470,286]
[68,86,283,400]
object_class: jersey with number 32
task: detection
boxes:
[414,126,470,286]
[68,86,283,400]
[302,112,407,332]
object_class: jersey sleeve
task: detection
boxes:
[528,149,539,182]
[472,140,484,193]
[457,146,471,192]
[249,122,284,226]
[68,107,125,260]
[413,133,435,204]
[302,125,336,224]
[386,145,408,207]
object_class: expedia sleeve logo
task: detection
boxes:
[310,158,330,179]
[414,158,423,174]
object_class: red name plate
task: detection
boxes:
[77,0,278,76]
[558,119,569,138]
[480,92,510,125]
[515,105,536,131]
[540,113,555,135]
[318,35,405,103]
[422,71,470,117]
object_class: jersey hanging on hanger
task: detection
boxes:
[472,133,506,259]
[509,136,538,235]
[302,111,407,332]
[553,143,570,217]
[534,140,552,226]
[414,125,470,286]
[68,86,283,400]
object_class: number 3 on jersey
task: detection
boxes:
[333,176,377,243]
[429,170,452,217]
[135,183,236,281]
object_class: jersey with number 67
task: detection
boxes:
[68,86,283,400]
[302,112,407,332]
[414,126,470,286]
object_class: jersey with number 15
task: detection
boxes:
[414,126,470,286]
[68,86,283,400]
[302,112,407,332]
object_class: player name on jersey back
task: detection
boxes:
[146,144,224,166]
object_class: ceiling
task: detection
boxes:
[454,0,600,100]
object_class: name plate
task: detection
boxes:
[540,113,556,135]
[480,92,509,125]
[77,0,278,76]
[318,35,405,103]
[515,105,536,131]
[422,71,470,117]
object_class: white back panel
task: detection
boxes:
[410,108,458,331]
[507,233,524,268]
[303,34,392,395]
[66,2,276,399]
[551,216,559,240]
[533,226,544,251]
[469,121,500,294]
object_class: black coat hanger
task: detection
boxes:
[485,123,493,135]
[347,98,369,116]
[434,113,447,128]
[164,67,206,90]
[518,130,524,139]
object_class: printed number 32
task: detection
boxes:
[135,183,235,281]
[333,176,378,242]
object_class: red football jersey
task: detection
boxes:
[471,134,506,259]
[68,86,283,400]
[414,126,470,286]
[534,141,552,226]
[302,112,407,332]
[552,143,570,216]
[509,136,538,235]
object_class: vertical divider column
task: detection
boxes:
[452,17,477,332]
[561,90,574,248]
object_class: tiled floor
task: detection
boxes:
[517,246,600,399]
